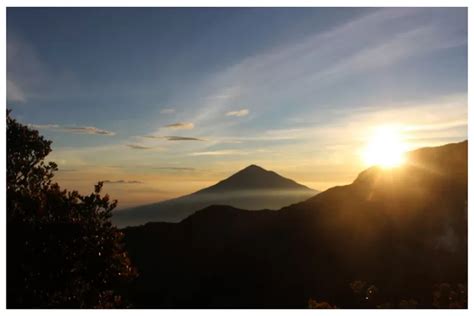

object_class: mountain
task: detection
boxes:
[113,164,318,227]
[122,141,467,308]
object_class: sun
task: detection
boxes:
[362,125,407,168]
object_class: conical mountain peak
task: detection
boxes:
[236,164,268,175]
[199,164,314,193]
[114,164,317,226]
[243,164,265,170]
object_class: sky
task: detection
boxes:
[7,7,467,208]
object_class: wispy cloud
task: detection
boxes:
[259,94,467,149]
[189,150,247,156]
[165,136,204,141]
[226,109,249,117]
[57,168,78,172]
[141,135,162,139]
[182,8,466,139]
[403,120,467,132]
[7,33,47,103]
[103,180,143,184]
[206,89,241,100]
[164,122,194,129]
[28,123,60,129]
[62,126,115,136]
[27,123,115,136]
[142,135,204,141]
[153,167,196,171]
[7,79,27,102]
[160,108,175,114]
[126,144,153,150]
[7,32,80,103]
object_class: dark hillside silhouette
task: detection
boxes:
[113,164,317,227]
[123,141,467,308]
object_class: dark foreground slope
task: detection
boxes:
[123,141,467,308]
[114,165,317,227]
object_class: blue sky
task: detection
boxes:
[7,7,467,207]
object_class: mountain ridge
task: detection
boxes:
[113,164,318,227]
[122,140,467,308]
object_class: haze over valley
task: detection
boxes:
[113,164,318,226]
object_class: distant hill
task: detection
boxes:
[123,141,467,308]
[113,164,318,227]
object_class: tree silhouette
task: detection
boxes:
[7,110,137,308]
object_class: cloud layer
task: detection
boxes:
[189,150,247,156]
[226,109,249,117]
[7,79,27,102]
[160,108,175,114]
[165,136,204,141]
[153,167,195,171]
[27,123,115,136]
[62,126,115,136]
[142,135,204,141]
[164,122,194,129]
[126,144,153,150]
[103,180,143,184]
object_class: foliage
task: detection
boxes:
[307,298,336,309]
[7,110,137,308]
[398,299,419,309]
[346,280,465,309]
[308,281,468,309]
[432,283,466,308]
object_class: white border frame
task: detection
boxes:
[1,1,471,315]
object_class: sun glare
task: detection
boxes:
[362,125,407,168]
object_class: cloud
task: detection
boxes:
[403,120,467,132]
[7,33,46,103]
[62,126,115,136]
[7,32,76,103]
[189,150,247,156]
[28,123,60,129]
[160,108,175,114]
[141,135,204,141]
[182,8,466,139]
[226,109,249,117]
[207,91,240,100]
[102,180,143,184]
[26,123,115,136]
[126,144,153,150]
[141,135,162,139]
[7,79,27,102]
[57,168,78,172]
[165,136,204,141]
[164,122,194,129]
[153,167,196,171]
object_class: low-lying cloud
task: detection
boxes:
[226,109,249,117]
[57,168,78,172]
[28,124,60,129]
[102,180,143,184]
[153,167,196,171]
[160,108,175,114]
[189,150,247,156]
[126,144,153,150]
[165,136,204,141]
[63,126,115,136]
[27,123,115,136]
[7,79,27,102]
[142,135,204,141]
[164,122,194,129]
